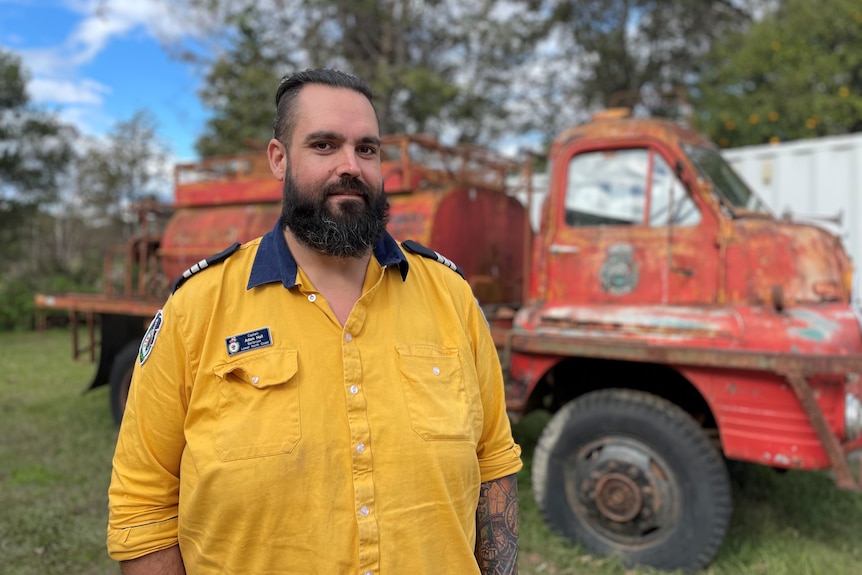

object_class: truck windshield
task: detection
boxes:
[684,145,770,215]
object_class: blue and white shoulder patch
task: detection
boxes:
[139,309,163,365]
[401,240,465,280]
[172,242,242,293]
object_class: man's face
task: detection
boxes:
[278,84,388,258]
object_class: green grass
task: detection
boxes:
[2,328,862,574]
[0,328,118,575]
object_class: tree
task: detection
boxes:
[0,49,78,329]
[73,110,169,227]
[549,0,754,118]
[172,0,550,153]
[693,0,862,147]
[0,49,76,267]
[195,8,284,157]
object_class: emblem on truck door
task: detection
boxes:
[600,243,639,295]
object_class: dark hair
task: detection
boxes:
[272,68,374,145]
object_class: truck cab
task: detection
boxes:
[533,108,853,310]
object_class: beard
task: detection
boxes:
[279,171,390,259]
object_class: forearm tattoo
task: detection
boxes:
[475,473,519,575]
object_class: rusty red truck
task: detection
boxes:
[36,112,862,571]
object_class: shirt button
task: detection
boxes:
[359,505,369,517]
[345,333,353,342]
[356,443,365,454]
[307,294,317,302]
[251,376,260,385]
[432,366,441,376]
[350,385,359,395]
[364,571,373,575]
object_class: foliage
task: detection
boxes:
[174,0,553,152]
[0,50,169,331]
[0,277,38,331]
[0,209,106,331]
[72,110,169,226]
[0,49,77,268]
[549,0,753,119]
[0,50,75,202]
[195,7,284,157]
[168,1,780,156]
[694,0,862,147]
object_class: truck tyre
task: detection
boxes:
[109,341,139,426]
[532,389,731,572]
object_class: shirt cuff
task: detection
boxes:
[478,442,523,483]
[107,516,179,561]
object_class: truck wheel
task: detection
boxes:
[108,341,139,426]
[532,389,731,572]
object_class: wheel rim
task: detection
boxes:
[563,436,680,549]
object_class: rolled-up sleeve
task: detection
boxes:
[107,298,191,560]
[469,297,523,483]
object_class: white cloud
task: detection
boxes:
[64,0,201,66]
[28,77,110,105]
[16,1,192,103]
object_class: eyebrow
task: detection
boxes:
[303,131,381,148]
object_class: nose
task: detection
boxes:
[336,148,361,178]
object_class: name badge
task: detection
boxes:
[225,327,273,356]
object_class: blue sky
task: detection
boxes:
[0,0,207,162]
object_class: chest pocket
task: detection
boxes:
[213,349,302,461]
[397,344,471,441]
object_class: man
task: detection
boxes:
[108,68,522,575]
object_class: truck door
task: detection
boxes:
[543,146,717,305]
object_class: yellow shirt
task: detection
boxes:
[108,225,522,574]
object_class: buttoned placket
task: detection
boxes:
[341,266,388,575]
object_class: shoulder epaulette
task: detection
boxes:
[401,240,465,280]
[172,242,242,293]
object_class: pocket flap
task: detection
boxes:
[214,349,298,388]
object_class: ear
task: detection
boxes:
[267,139,287,181]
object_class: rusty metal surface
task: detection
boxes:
[383,135,531,305]
[380,134,520,194]
[35,293,163,317]
[724,219,854,306]
[783,371,860,490]
[173,153,280,207]
[492,316,862,489]
[159,204,281,280]
[552,116,714,156]
[497,327,862,376]
[517,303,862,356]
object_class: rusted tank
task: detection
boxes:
[382,135,529,305]
[160,154,282,280]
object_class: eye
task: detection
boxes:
[357,144,378,157]
[312,141,335,151]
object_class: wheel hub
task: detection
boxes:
[594,472,643,522]
[565,438,677,544]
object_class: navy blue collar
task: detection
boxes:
[247,221,409,289]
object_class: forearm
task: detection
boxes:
[475,473,519,575]
[121,545,186,575]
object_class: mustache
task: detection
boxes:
[323,177,372,198]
